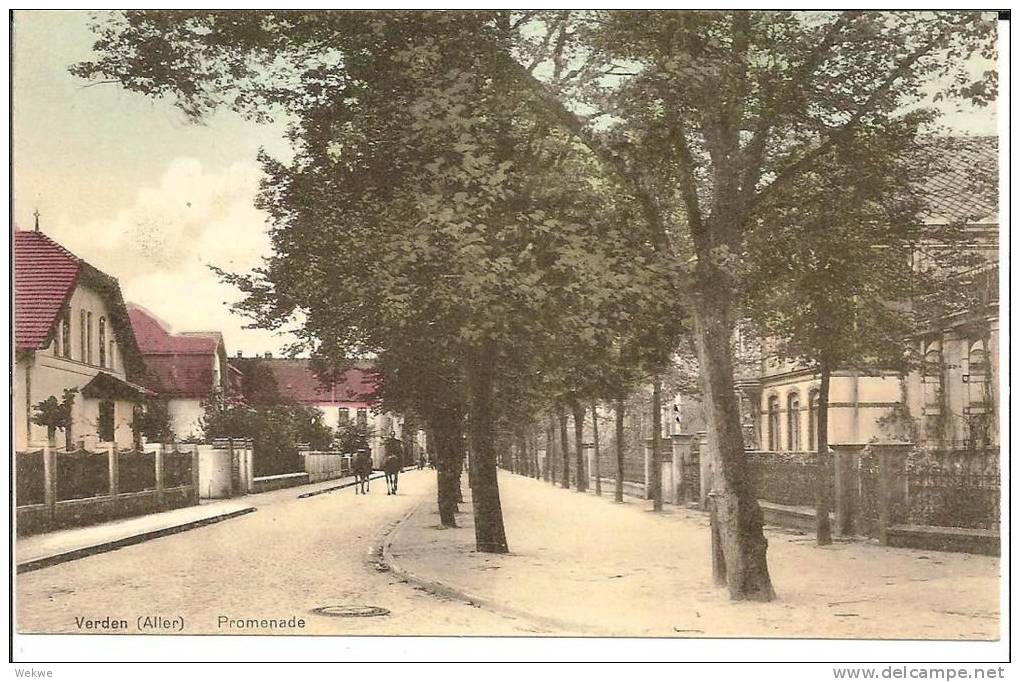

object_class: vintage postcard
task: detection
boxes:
[9,7,1008,668]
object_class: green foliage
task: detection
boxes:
[133,398,176,443]
[32,388,77,433]
[333,421,373,454]
[200,396,334,476]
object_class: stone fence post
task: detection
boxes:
[873,443,913,545]
[108,443,119,496]
[696,431,711,508]
[155,443,165,506]
[42,443,56,519]
[829,443,863,537]
[671,433,694,505]
[190,445,201,504]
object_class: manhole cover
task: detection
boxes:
[312,605,391,618]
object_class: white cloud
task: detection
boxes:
[48,158,295,356]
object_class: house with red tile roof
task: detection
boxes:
[227,355,398,464]
[127,304,231,439]
[14,226,151,450]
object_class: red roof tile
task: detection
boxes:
[126,305,224,398]
[128,305,220,355]
[14,228,146,379]
[14,230,81,351]
[228,357,378,406]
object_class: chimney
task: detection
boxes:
[236,350,243,358]
[264,352,273,359]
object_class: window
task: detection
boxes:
[968,340,987,408]
[60,309,72,358]
[767,396,780,451]
[98,317,107,367]
[108,340,116,371]
[98,400,115,442]
[356,408,368,428]
[86,312,93,364]
[808,389,820,452]
[338,407,350,425]
[80,310,86,362]
[787,393,801,452]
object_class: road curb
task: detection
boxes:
[17,507,257,574]
[377,499,606,636]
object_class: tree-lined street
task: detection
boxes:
[17,468,999,638]
[12,10,1002,651]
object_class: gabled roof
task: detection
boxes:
[921,136,998,224]
[14,228,145,378]
[14,229,80,351]
[126,304,227,398]
[127,305,221,355]
[227,357,378,406]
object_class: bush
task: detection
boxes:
[201,397,334,477]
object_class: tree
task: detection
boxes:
[333,420,373,454]
[741,130,977,544]
[133,398,175,444]
[32,388,78,450]
[74,9,995,598]
[201,396,334,476]
[499,9,995,600]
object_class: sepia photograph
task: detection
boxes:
[8,6,1008,667]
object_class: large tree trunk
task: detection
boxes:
[692,301,776,601]
[465,342,508,553]
[429,407,463,528]
[816,362,833,545]
[650,375,663,511]
[558,408,570,489]
[591,401,602,496]
[614,397,625,503]
[571,402,587,492]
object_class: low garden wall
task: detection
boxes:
[15,444,199,536]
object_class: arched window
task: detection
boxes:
[808,389,820,452]
[787,393,801,452]
[98,317,107,367]
[767,396,780,452]
[80,309,86,362]
[108,340,115,371]
[60,308,72,358]
[86,312,93,364]
[968,340,987,403]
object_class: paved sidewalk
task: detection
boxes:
[386,472,1000,639]
[17,472,385,572]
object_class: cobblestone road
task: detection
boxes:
[16,470,544,636]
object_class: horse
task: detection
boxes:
[353,451,373,494]
[383,454,401,495]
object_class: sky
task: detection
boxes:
[11,10,1000,357]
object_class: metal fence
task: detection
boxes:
[119,450,157,493]
[55,449,110,501]
[163,450,194,488]
[904,470,999,531]
[16,450,45,506]
[745,450,826,508]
